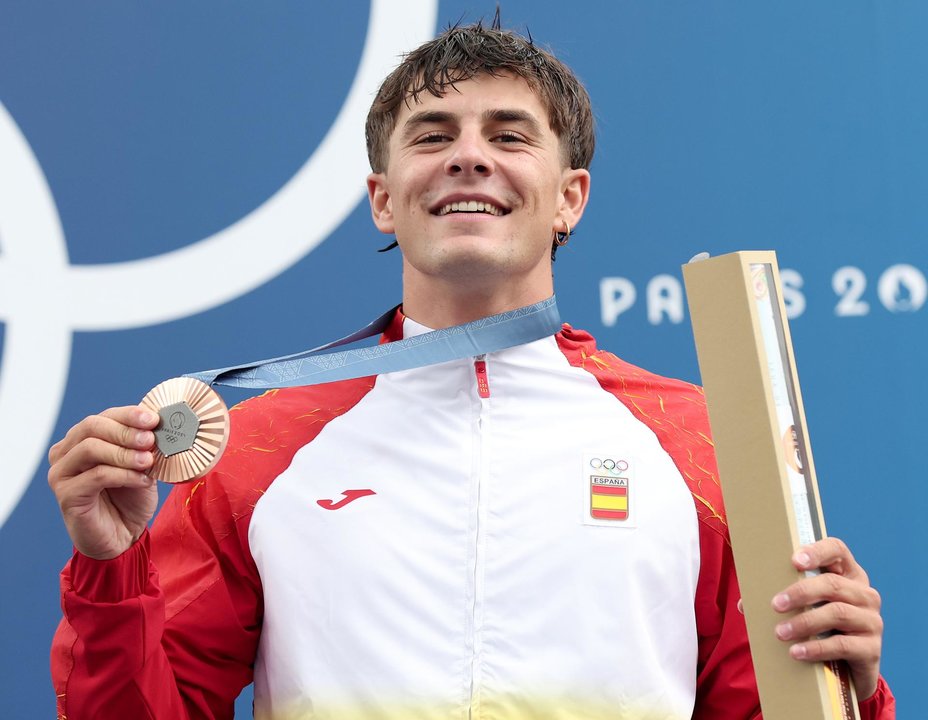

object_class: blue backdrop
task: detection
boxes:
[1,2,922,716]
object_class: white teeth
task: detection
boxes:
[437,200,504,216]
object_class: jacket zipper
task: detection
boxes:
[468,355,491,717]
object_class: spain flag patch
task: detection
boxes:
[590,478,629,520]
[582,455,634,526]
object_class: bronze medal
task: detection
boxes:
[140,377,230,484]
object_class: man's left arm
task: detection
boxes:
[771,537,895,718]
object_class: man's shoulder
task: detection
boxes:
[556,324,708,412]
[210,376,378,470]
[557,325,727,538]
[227,375,378,444]
[233,373,377,409]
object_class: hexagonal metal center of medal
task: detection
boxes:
[154,401,201,457]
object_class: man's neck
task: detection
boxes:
[401,276,554,329]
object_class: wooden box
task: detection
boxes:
[683,251,858,720]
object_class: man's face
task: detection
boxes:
[367,73,589,297]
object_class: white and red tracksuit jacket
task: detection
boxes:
[52,314,895,719]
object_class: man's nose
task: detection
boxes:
[445,131,493,176]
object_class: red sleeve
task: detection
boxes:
[50,414,268,719]
[51,486,262,720]
[687,442,897,720]
[858,677,896,719]
[691,524,897,720]
[692,519,763,719]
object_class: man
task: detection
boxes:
[49,20,893,719]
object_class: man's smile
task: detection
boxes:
[431,194,511,217]
[435,200,506,216]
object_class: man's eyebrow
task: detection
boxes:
[399,108,545,141]
[482,108,544,134]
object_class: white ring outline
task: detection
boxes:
[0,0,438,529]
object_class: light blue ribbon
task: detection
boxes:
[185,296,561,389]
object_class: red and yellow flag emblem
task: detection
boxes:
[590,476,629,520]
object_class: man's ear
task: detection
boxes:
[558,168,591,230]
[367,173,395,234]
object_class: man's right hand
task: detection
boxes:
[48,407,161,560]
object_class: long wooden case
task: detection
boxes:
[683,251,859,720]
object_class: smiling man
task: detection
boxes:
[49,19,893,720]
[367,72,588,327]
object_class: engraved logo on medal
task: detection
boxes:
[155,401,200,457]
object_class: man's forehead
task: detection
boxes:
[394,73,548,126]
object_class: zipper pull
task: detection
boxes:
[474,356,490,398]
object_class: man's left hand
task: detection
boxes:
[771,537,883,699]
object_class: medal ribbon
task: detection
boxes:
[185,296,561,389]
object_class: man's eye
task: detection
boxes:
[418,132,450,143]
[493,131,523,143]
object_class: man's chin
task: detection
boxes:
[416,247,520,279]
